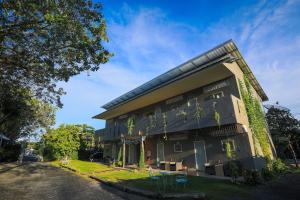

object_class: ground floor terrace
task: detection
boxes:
[102,124,265,176]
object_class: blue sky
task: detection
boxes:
[56,0,300,130]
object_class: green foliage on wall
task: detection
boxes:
[162,112,168,140]
[239,75,272,158]
[139,142,145,168]
[117,146,122,166]
[214,110,221,128]
[225,141,232,160]
[127,117,135,135]
[195,97,205,125]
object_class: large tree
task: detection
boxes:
[0,0,111,106]
[41,124,94,160]
[0,82,56,140]
[266,104,300,166]
[0,0,111,140]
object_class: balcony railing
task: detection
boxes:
[101,95,239,140]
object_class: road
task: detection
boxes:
[0,162,149,200]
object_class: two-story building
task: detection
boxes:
[93,40,275,172]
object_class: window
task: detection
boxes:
[221,139,236,151]
[221,139,235,151]
[174,142,182,152]
[146,112,156,128]
[205,91,224,101]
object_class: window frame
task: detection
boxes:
[221,139,236,152]
[174,141,183,153]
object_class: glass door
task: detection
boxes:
[157,142,165,165]
[194,141,207,171]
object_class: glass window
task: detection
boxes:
[174,142,183,152]
[221,139,236,151]
[205,91,224,101]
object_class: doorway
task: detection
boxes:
[157,142,165,164]
[194,141,207,171]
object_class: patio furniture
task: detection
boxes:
[215,163,224,176]
[204,163,215,175]
[159,161,170,170]
[149,167,160,191]
[160,170,172,192]
[170,161,183,171]
[176,170,188,189]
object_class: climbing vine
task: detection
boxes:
[195,97,205,126]
[162,112,167,140]
[127,116,135,135]
[239,75,272,158]
[212,101,221,128]
[214,110,221,128]
[117,146,122,166]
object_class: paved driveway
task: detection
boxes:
[0,162,149,200]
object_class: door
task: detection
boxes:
[194,141,207,171]
[128,144,136,164]
[157,142,165,164]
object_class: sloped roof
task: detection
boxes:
[101,39,268,111]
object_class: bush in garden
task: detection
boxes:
[261,168,274,181]
[272,158,287,174]
[243,170,262,185]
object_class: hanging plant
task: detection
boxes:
[225,141,232,160]
[195,97,205,126]
[176,109,188,122]
[162,112,167,140]
[127,116,135,135]
[214,110,221,128]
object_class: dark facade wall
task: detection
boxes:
[144,131,254,169]
[102,76,241,141]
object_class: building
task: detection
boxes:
[93,40,275,172]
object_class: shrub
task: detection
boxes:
[243,170,262,185]
[261,168,274,181]
[229,161,240,183]
[272,158,287,174]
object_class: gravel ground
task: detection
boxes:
[0,162,150,200]
[1,162,299,200]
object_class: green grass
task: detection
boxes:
[66,160,111,174]
[94,169,150,182]
[54,160,251,200]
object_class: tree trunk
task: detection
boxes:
[288,141,298,168]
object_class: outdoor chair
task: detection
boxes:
[149,167,160,191]
[175,169,188,189]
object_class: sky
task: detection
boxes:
[56,0,300,130]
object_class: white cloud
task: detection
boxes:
[56,1,300,129]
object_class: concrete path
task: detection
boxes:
[0,162,150,200]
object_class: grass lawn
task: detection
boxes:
[54,160,251,200]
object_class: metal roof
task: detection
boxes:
[102,39,268,110]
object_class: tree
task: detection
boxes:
[41,124,96,161]
[0,0,112,107]
[0,1,111,141]
[75,124,95,150]
[0,82,56,140]
[42,124,81,160]
[266,104,300,166]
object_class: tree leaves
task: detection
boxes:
[0,1,111,141]
[0,0,112,107]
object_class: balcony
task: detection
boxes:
[99,94,241,141]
